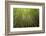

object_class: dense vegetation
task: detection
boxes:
[13,8,39,28]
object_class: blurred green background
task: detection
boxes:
[13,8,39,28]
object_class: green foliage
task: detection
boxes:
[13,8,39,28]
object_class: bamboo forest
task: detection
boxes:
[13,8,39,28]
